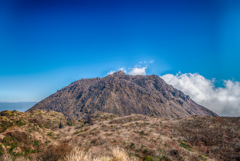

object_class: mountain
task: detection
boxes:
[28,71,217,120]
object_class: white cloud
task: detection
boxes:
[139,62,142,64]
[107,71,116,75]
[119,67,127,73]
[128,66,147,76]
[150,60,154,63]
[134,64,142,68]
[107,67,127,75]
[161,73,240,116]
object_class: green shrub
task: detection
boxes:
[10,142,18,150]
[25,148,32,156]
[2,136,13,146]
[130,143,135,148]
[74,131,80,134]
[200,155,208,160]
[12,152,22,157]
[144,155,153,161]
[180,142,192,151]
[162,155,167,159]
[143,148,149,153]
[135,154,140,157]
[33,140,39,146]
[48,132,54,137]
[67,120,71,126]
[67,120,76,126]
[16,120,26,126]
[45,140,51,145]
[0,149,4,156]
[180,142,188,148]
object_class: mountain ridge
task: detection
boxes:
[28,71,218,120]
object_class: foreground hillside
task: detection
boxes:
[28,71,217,120]
[0,110,67,161]
[0,110,239,161]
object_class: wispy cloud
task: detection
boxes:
[161,72,240,116]
[119,67,127,73]
[107,71,116,75]
[107,65,147,76]
[107,67,127,75]
[107,60,150,76]
[150,60,154,63]
[128,66,147,75]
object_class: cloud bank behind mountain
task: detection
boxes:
[161,73,240,116]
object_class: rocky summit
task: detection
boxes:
[28,71,217,120]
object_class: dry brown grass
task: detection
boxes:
[1,147,138,161]
[0,153,12,161]
[1,110,240,161]
[61,147,138,161]
[37,143,73,161]
[0,153,28,161]
[169,116,240,161]
[67,113,203,161]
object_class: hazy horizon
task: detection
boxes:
[0,102,38,112]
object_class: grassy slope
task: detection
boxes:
[0,110,67,161]
[0,110,239,161]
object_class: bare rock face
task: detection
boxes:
[28,71,218,120]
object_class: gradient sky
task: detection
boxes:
[1,0,240,102]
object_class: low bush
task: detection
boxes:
[74,131,80,134]
[48,132,54,137]
[130,143,135,148]
[143,148,149,153]
[144,155,153,161]
[16,120,26,126]
[180,142,191,151]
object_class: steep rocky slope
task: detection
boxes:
[28,71,217,120]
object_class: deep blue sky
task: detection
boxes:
[1,0,240,102]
